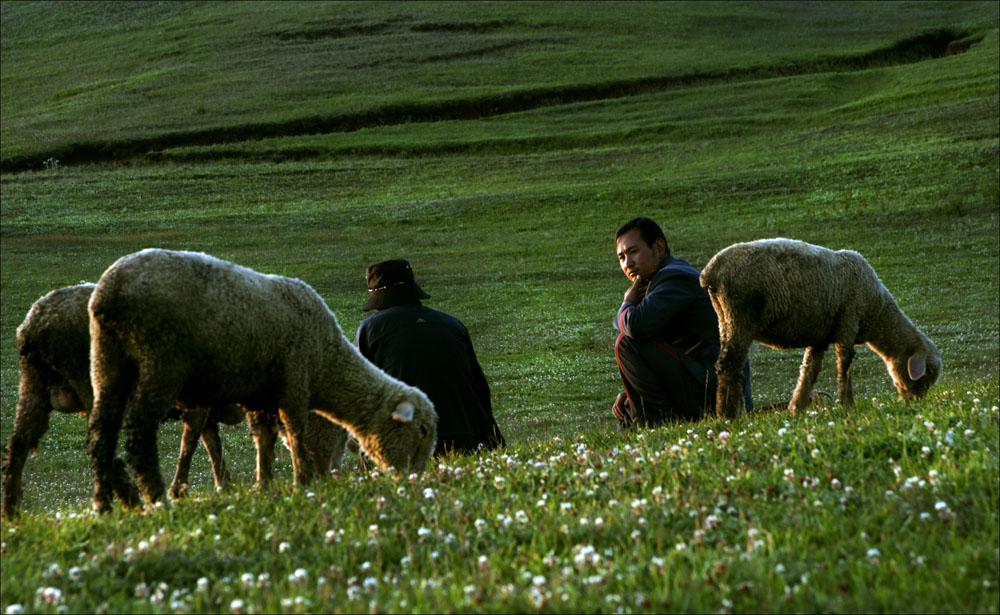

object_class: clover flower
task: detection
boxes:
[289,568,308,584]
[35,587,63,605]
[935,501,954,520]
[866,548,880,564]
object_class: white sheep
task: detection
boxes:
[700,238,941,419]
[86,249,437,512]
[2,283,245,519]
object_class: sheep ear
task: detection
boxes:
[392,402,415,423]
[907,354,926,380]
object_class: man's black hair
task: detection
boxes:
[615,217,670,255]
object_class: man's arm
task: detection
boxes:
[615,267,697,339]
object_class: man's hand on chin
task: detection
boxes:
[624,277,649,304]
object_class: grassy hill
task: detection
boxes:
[1,2,998,613]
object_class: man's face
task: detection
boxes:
[616,228,665,282]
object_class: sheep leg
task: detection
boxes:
[2,361,52,519]
[88,330,132,514]
[278,406,315,487]
[169,408,209,499]
[790,345,827,413]
[121,373,173,506]
[246,410,277,488]
[295,414,348,477]
[326,421,348,475]
[715,336,752,421]
[109,458,142,509]
[199,420,230,492]
[834,342,857,409]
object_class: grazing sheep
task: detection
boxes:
[700,238,941,419]
[1,284,243,520]
[87,249,437,512]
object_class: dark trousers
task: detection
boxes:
[615,334,751,428]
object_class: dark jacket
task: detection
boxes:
[616,256,720,346]
[356,303,504,455]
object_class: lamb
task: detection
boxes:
[86,248,437,512]
[700,238,941,420]
[2,284,244,520]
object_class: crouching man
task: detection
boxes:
[612,217,752,428]
[356,259,505,455]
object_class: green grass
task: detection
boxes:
[2,387,997,613]
[1,1,998,612]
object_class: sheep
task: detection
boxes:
[86,248,437,512]
[700,238,941,420]
[1,284,243,520]
[1,283,348,519]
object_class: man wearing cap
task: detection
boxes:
[613,217,753,428]
[356,259,505,456]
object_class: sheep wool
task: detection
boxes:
[700,238,941,419]
[87,249,437,512]
[2,284,243,520]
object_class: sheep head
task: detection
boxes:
[356,393,438,475]
[888,337,942,402]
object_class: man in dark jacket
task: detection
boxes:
[356,259,505,455]
[612,217,752,428]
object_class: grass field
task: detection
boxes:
[1,1,998,613]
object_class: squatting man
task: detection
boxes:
[612,217,752,428]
